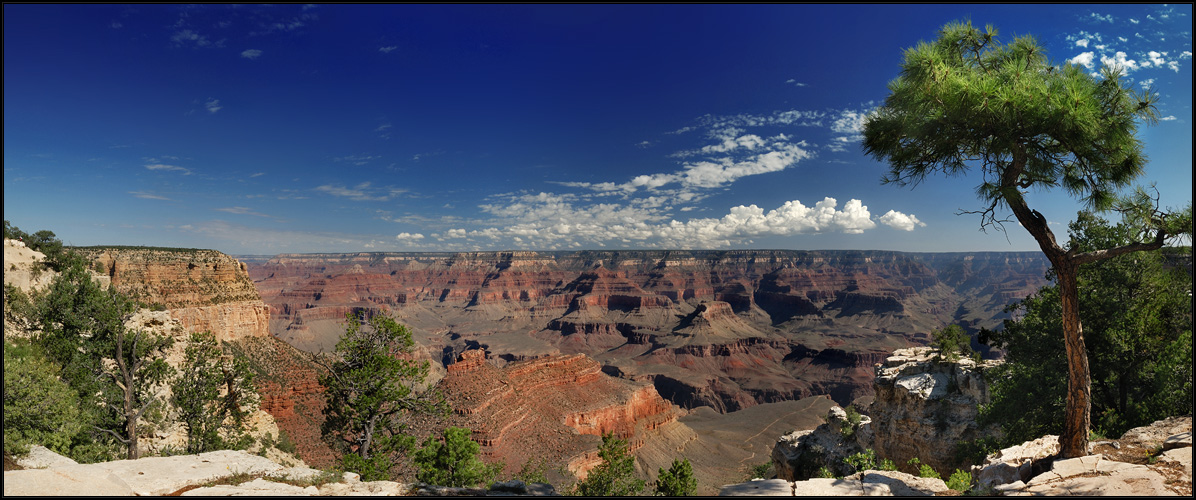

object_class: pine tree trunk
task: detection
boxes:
[1057,263,1091,458]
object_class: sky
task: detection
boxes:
[4,4,1192,255]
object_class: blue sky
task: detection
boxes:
[4,4,1191,255]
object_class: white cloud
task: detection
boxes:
[452,193,888,249]
[1075,39,1089,48]
[205,98,222,114]
[379,46,398,53]
[1089,12,1114,23]
[241,49,262,60]
[1069,51,1096,68]
[171,29,212,47]
[315,182,395,201]
[250,172,266,178]
[129,191,172,201]
[879,210,926,231]
[1100,51,1139,72]
[216,206,272,218]
[1130,18,1140,24]
[830,110,867,135]
[145,163,192,175]
[395,232,424,241]
[1160,115,1177,121]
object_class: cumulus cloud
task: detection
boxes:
[145,163,192,175]
[441,193,898,249]
[1069,51,1096,68]
[379,45,398,53]
[879,210,926,231]
[395,232,424,241]
[1075,39,1090,48]
[205,98,222,114]
[241,49,262,59]
[1100,51,1139,72]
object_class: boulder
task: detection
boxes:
[973,435,1059,490]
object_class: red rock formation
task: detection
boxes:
[225,336,335,468]
[417,349,681,479]
[248,250,1049,410]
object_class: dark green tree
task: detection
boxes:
[862,20,1191,457]
[412,426,501,487]
[172,331,260,454]
[33,257,174,460]
[573,432,646,496]
[316,311,441,480]
[981,212,1192,444]
[653,458,697,496]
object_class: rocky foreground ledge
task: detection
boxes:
[3,447,555,496]
[721,415,1192,496]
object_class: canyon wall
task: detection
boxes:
[79,247,270,342]
[416,349,681,480]
[247,250,1047,412]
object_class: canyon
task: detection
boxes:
[244,249,1049,411]
[8,244,1053,494]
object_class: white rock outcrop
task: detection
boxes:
[772,405,872,480]
[870,346,1001,473]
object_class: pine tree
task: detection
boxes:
[863,20,1192,458]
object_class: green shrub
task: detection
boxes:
[946,469,972,492]
[413,426,500,487]
[653,458,697,496]
[571,433,645,496]
[843,449,877,474]
[931,324,973,362]
[3,340,85,456]
[907,457,941,479]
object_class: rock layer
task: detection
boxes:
[414,349,681,480]
[247,250,1049,411]
[79,247,270,341]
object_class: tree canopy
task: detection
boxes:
[862,20,1191,458]
[317,311,442,480]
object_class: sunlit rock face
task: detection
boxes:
[80,247,270,342]
[869,346,1003,474]
[246,249,1048,412]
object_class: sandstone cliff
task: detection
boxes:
[78,247,269,342]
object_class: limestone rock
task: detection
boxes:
[1120,416,1193,450]
[772,405,871,480]
[718,471,951,496]
[181,478,318,496]
[870,346,1002,473]
[3,467,135,496]
[14,445,79,469]
[973,435,1059,490]
[1014,454,1179,496]
[719,478,794,496]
